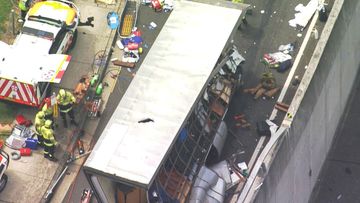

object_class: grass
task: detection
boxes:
[0,0,13,33]
[0,2,16,124]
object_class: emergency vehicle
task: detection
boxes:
[0,0,80,107]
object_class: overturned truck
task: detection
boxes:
[83,1,248,202]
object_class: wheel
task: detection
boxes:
[0,174,8,192]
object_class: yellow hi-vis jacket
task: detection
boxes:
[35,113,45,133]
[57,91,76,113]
[19,0,30,11]
[40,126,57,145]
[42,103,53,118]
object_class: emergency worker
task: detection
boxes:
[42,97,55,128]
[34,111,45,147]
[56,89,78,128]
[18,0,31,22]
[41,120,57,162]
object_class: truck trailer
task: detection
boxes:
[84,1,248,202]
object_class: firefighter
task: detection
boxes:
[41,120,57,162]
[34,111,45,147]
[18,0,31,22]
[42,97,56,128]
[57,89,78,128]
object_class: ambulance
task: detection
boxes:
[0,0,80,107]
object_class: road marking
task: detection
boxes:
[270,6,319,120]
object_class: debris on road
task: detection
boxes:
[278,42,295,54]
[274,102,290,113]
[288,0,319,30]
[262,52,292,69]
[234,114,251,129]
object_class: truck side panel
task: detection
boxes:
[0,78,38,107]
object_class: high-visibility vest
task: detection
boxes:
[19,0,29,11]
[57,91,76,112]
[42,103,53,118]
[41,126,56,144]
[35,113,45,133]
[57,91,76,106]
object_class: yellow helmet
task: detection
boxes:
[59,89,66,97]
[45,120,52,128]
[37,111,45,119]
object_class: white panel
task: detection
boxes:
[85,1,242,187]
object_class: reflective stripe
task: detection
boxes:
[43,140,54,147]
[59,103,72,113]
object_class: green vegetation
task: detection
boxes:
[0,0,13,31]
[0,102,17,123]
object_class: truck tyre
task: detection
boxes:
[0,174,8,192]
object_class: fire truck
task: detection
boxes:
[0,0,80,107]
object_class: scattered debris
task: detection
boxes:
[234,114,251,129]
[292,75,300,86]
[278,43,295,54]
[149,21,157,29]
[275,102,289,112]
[313,28,319,39]
[318,4,328,22]
[6,124,35,150]
[288,0,318,30]
[112,60,136,68]
[262,52,292,69]
[337,194,342,200]
[81,188,93,203]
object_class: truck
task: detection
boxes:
[83,1,248,202]
[0,0,80,107]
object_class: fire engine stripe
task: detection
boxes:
[24,84,35,103]
[28,84,38,105]
[1,80,13,96]
[55,70,65,79]
[17,82,29,102]
[0,79,5,92]
[4,81,14,98]
[14,89,20,100]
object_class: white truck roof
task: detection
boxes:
[84,0,243,188]
[0,41,70,84]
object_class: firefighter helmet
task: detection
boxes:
[37,111,45,119]
[45,120,52,128]
[59,89,66,97]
